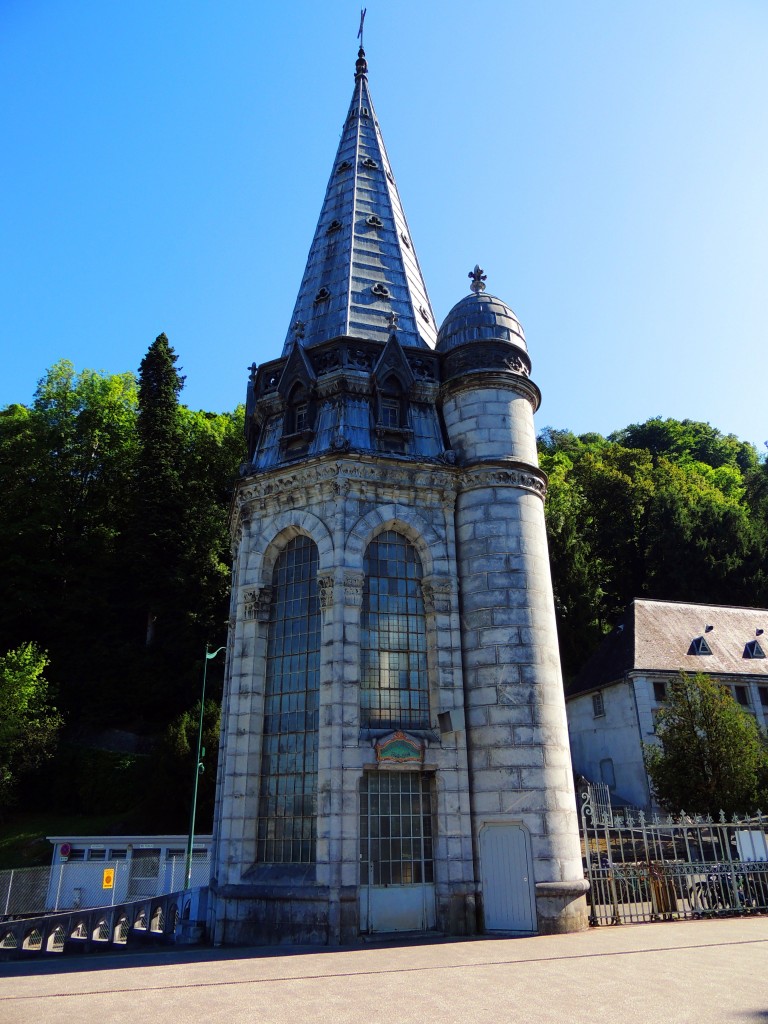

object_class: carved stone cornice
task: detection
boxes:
[441,339,531,379]
[315,370,372,399]
[460,460,548,499]
[232,456,459,530]
[439,369,541,412]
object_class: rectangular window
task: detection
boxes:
[87,849,106,861]
[380,397,400,428]
[734,685,750,707]
[759,687,768,708]
[294,402,308,433]
[653,681,667,702]
[360,772,433,885]
[592,692,605,718]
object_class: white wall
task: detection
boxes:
[566,682,651,811]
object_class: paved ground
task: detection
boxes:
[2,918,767,1024]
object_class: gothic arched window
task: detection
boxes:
[360,530,429,729]
[256,535,320,864]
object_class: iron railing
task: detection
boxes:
[580,789,768,925]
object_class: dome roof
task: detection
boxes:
[436,291,527,354]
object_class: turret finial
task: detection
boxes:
[291,319,305,342]
[468,265,487,293]
[355,8,368,78]
[386,310,400,334]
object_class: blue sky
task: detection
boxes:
[2,1,766,453]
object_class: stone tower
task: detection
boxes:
[209,45,587,945]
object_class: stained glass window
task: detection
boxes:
[256,535,320,864]
[361,530,429,729]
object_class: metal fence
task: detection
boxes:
[580,789,768,925]
[0,855,211,919]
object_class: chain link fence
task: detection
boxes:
[0,854,210,918]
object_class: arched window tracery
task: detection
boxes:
[360,530,429,730]
[257,534,320,864]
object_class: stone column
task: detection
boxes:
[443,373,588,934]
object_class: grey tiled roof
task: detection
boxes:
[567,599,768,697]
[283,49,436,354]
[436,291,527,353]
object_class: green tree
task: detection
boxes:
[131,333,187,647]
[644,672,768,817]
[0,643,63,814]
[144,698,221,832]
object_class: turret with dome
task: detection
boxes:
[211,36,587,947]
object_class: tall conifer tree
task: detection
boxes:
[133,333,186,647]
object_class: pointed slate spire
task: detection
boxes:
[283,46,437,353]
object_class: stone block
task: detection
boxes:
[489,746,544,768]
[489,703,532,726]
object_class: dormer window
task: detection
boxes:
[377,374,406,429]
[284,382,315,441]
[688,636,712,656]
[744,639,766,659]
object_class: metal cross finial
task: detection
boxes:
[386,310,400,332]
[358,8,367,48]
[292,319,305,341]
[468,265,487,293]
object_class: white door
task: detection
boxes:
[480,824,536,932]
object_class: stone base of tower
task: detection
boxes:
[209,884,482,946]
[210,885,332,946]
[534,880,590,934]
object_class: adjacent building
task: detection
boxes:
[209,44,587,944]
[566,599,768,812]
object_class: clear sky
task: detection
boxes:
[2,1,766,453]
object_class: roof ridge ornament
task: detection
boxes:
[469,265,487,294]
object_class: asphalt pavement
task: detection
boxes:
[2,917,767,1024]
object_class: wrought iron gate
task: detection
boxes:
[580,789,768,925]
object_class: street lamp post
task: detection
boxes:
[184,644,225,890]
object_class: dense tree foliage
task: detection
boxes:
[644,673,768,816]
[1,345,765,835]
[538,418,767,677]
[0,643,62,815]
[0,342,243,829]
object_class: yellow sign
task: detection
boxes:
[102,868,115,890]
